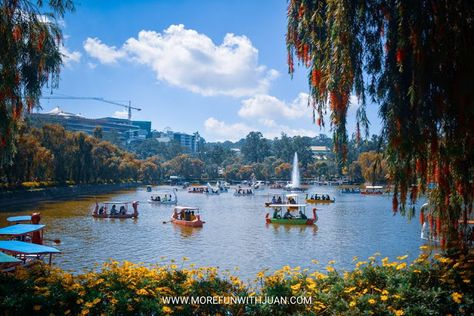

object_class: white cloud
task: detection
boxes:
[83,37,126,64]
[60,46,81,66]
[113,110,128,119]
[239,93,311,119]
[83,24,278,97]
[204,117,253,141]
[263,127,318,139]
[87,62,97,69]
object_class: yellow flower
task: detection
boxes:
[396,263,407,270]
[419,245,429,250]
[368,299,376,305]
[380,295,388,301]
[413,269,421,273]
[182,257,189,261]
[256,271,265,278]
[307,283,316,290]
[463,279,470,284]
[291,283,301,291]
[311,259,319,264]
[349,301,356,308]
[352,256,359,262]
[162,306,172,314]
[451,292,463,304]
[326,266,335,272]
[344,287,357,293]
[382,290,389,295]
[33,305,42,311]
[136,288,148,295]
[397,255,408,260]
[394,310,405,316]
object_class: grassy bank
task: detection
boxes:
[0,248,472,315]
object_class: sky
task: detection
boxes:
[39,0,382,142]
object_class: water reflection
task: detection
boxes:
[0,186,423,279]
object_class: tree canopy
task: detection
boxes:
[287,0,473,248]
[0,0,74,166]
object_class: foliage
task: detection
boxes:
[241,131,271,163]
[356,151,389,184]
[0,0,74,166]
[0,250,472,315]
[286,0,474,248]
[0,124,162,185]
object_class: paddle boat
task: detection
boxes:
[187,185,209,194]
[6,215,32,223]
[305,193,335,204]
[0,223,45,244]
[234,187,255,196]
[205,183,221,195]
[265,193,300,207]
[148,189,178,205]
[0,240,60,267]
[92,201,139,219]
[0,251,22,271]
[361,185,384,195]
[170,206,204,228]
[265,204,317,225]
[340,187,361,194]
[252,180,266,190]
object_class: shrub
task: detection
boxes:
[0,250,472,315]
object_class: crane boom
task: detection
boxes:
[40,95,142,120]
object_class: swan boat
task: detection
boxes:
[305,194,335,204]
[170,206,204,228]
[265,204,317,225]
[148,189,178,205]
[92,201,139,219]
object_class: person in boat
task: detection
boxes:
[110,205,118,215]
[273,208,281,219]
[299,210,307,219]
[185,211,191,221]
[283,209,293,219]
[271,196,277,204]
[289,197,296,204]
[98,206,105,215]
[190,211,196,221]
[119,206,126,215]
[172,209,179,219]
[277,196,282,204]
[179,209,185,220]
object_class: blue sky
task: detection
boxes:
[40,0,381,142]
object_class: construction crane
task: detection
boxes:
[40,95,141,121]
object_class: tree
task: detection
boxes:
[287,0,474,248]
[241,131,270,163]
[0,0,74,166]
[356,151,388,184]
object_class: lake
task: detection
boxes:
[0,186,424,280]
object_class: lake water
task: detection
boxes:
[0,186,424,280]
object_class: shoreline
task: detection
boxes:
[0,182,142,210]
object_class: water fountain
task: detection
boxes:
[285,152,304,191]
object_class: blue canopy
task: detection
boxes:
[0,224,45,236]
[0,241,60,254]
[0,251,21,263]
[6,215,32,223]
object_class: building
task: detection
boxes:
[28,107,152,143]
[310,146,331,160]
[152,129,202,153]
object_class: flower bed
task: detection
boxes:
[0,248,472,315]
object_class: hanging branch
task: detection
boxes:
[287,0,474,250]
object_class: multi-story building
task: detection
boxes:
[28,107,151,143]
[152,129,202,153]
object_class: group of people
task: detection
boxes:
[98,204,128,216]
[150,194,173,202]
[272,208,307,220]
[270,196,297,204]
[173,209,197,221]
[308,194,332,201]
[270,195,283,204]
[235,188,253,195]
